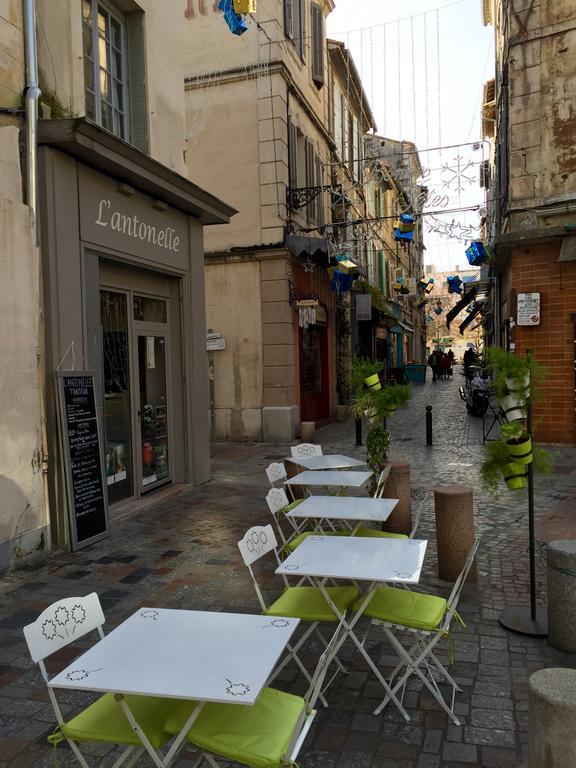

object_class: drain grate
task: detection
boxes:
[393,437,413,442]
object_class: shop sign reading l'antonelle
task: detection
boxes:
[95,199,181,252]
[517,292,541,326]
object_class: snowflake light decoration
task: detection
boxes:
[441,156,476,192]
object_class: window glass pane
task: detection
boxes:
[99,68,110,100]
[111,17,122,49]
[113,49,122,79]
[85,89,95,120]
[82,22,93,58]
[114,80,124,111]
[98,35,109,72]
[138,335,170,488]
[100,290,133,504]
[114,110,126,140]
[82,0,92,22]
[101,100,113,130]
[97,7,107,34]
[84,57,94,91]
[133,296,167,324]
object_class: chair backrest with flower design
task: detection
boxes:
[23,593,105,667]
[238,524,285,612]
[290,443,323,458]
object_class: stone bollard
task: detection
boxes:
[381,462,412,535]
[433,485,476,582]
[529,668,576,768]
[300,421,316,441]
[547,540,576,652]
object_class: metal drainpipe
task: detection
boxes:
[23,0,51,552]
[23,0,41,242]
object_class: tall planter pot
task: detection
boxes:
[506,433,533,465]
[364,374,381,392]
[499,394,527,422]
[502,462,528,490]
[505,373,530,398]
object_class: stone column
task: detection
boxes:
[381,462,412,535]
[547,540,576,652]
[529,668,576,768]
[433,485,476,582]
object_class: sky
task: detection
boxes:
[327,0,494,271]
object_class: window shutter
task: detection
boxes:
[333,80,342,160]
[288,118,298,207]
[305,139,314,222]
[298,0,306,59]
[316,154,324,226]
[311,3,324,84]
[284,0,294,38]
[378,251,386,293]
[126,11,149,153]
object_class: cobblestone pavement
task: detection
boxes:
[1,371,575,768]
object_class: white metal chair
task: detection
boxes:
[22,593,185,768]
[373,466,392,498]
[290,443,323,458]
[237,524,358,706]
[163,622,341,768]
[266,487,348,554]
[360,538,480,724]
[265,461,297,502]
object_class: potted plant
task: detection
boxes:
[485,348,545,419]
[480,440,527,493]
[365,426,390,496]
[480,438,552,495]
[500,421,533,465]
[351,358,384,395]
[375,384,412,418]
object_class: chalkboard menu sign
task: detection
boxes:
[56,372,109,550]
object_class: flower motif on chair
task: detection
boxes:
[268,488,285,508]
[247,530,268,555]
[42,619,59,641]
[140,609,159,621]
[54,606,70,627]
[262,618,291,629]
[71,605,87,625]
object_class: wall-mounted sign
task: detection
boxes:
[356,294,372,321]
[207,335,226,351]
[517,292,541,326]
[56,372,109,551]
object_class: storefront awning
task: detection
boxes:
[458,304,484,335]
[390,321,414,334]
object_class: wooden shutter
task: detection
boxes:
[305,139,315,222]
[284,0,294,39]
[311,3,324,84]
[126,11,148,153]
[378,251,386,293]
[316,154,324,226]
[288,118,298,208]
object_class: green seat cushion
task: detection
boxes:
[355,528,408,540]
[283,499,304,512]
[286,529,349,553]
[266,585,359,622]
[165,687,306,768]
[61,693,187,749]
[356,587,447,632]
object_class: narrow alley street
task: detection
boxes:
[1,374,575,768]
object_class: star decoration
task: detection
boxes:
[303,258,315,273]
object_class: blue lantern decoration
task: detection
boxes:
[426,314,434,323]
[447,275,463,294]
[394,228,414,242]
[417,300,427,310]
[330,270,354,293]
[218,0,248,35]
[434,306,443,316]
[465,240,492,266]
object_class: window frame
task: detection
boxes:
[284,0,305,61]
[83,0,130,141]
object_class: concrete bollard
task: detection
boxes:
[433,485,476,582]
[381,462,412,535]
[529,668,576,768]
[300,421,316,441]
[547,540,576,652]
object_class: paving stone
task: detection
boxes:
[442,742,479,763]
[471,707,515,730]
[464,725,516,747]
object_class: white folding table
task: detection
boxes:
[287,454,367,471]
[284,470,373,494]
[286,495,398,534]
[276,535,427,720]
[48,608,299,767]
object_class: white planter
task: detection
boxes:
[505,373,530,397]
[500,394,527,422]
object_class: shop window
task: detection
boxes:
[133,295,167,323]
[82,0,148,151]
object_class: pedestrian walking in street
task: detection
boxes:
[428,349,440,382]
[438,351,451,380]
